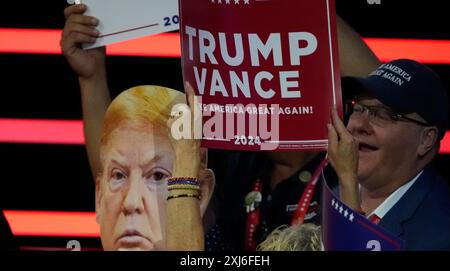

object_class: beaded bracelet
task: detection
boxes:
[168,185,201,191]
[168,177,197,181]
[167,193,201,201]
[168,179,200,186]
[168,177,200,187]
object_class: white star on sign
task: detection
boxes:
[334,203,339,210]
[234,0,240,4]
[332,199,335,206]
[349,213,354,222]
[244,0,250,4]
[218,0,222,3]
[339,206,343,214]
[226,0,231,3]
[211,0,215,3]
[344,209,349,218]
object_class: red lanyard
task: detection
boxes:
[244,158,328,250]
[291,158,328,225]
[244,179,262,251]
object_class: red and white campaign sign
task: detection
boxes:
[179,0,342,151]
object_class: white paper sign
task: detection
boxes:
[78,0,179,49]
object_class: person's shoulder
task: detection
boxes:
[401,170,450,250]
[414,167,450,221]
[393,167,450,223]
[423,167,450,202]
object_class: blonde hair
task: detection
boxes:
[257,223,322,251]
[101,85,185,145]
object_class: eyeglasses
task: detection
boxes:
[347,101,430,127]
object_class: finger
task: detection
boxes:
[327,123,338,156]
[64,24,99,39]
[331,107,350,137]
[198,168,215,207]
[66,14,99,27]
[64,4,87,19]
[200,148,208,168]
[183,82,205,143]
[61,32,88,55]
[62,18,99,40]
[65,32,97,48]
[184,81,202,114]
[184,81,195,109]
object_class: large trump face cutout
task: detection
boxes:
[95,86,184,251]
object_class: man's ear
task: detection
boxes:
[198,168,215,216]
[418,127,438,157]
[95,176,103,224]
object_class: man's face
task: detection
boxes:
[346,98,423,190]
[97,124,174,251]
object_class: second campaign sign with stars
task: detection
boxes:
[321,179,405,250]
[179,0,342,151]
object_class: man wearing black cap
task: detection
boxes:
[333,59,450,250]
